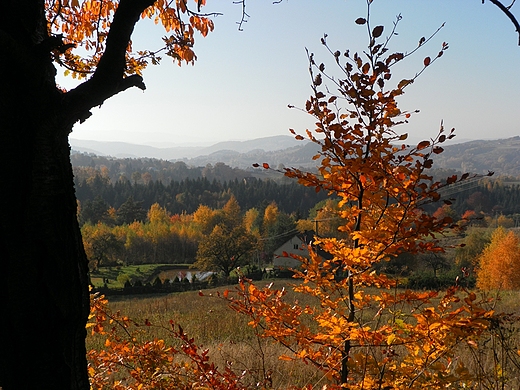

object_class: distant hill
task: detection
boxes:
[183,142,319,170]
[431,136,520,176]
[70,135,520,177]
[180,136,520,176]
[69,135,305,160]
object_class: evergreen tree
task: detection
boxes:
[116,196,147,225]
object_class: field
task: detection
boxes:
[87,279,520,389]
[88,279,322,388]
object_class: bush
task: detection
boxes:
[245,265,263,281]
[406,270,475,290]
[117,273,130,285]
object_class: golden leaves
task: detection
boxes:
[204,8,509,390]
[476,227,520,290]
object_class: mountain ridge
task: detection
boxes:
[70,135,520,177]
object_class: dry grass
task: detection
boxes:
[87,281,520,389]
[88,280,330,388]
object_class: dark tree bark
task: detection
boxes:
[0,0,153,388]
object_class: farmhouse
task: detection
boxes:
[273,230,316,269]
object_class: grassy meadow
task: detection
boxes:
[87,279,520,389]
[88,279,323,388]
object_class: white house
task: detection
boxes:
[272,231,315,269]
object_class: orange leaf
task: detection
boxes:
[279,355,293,361]
[417,140,430,150]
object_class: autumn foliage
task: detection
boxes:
[87,292,251,390]
[219,6,501,389]
[45,0,214,78]
[476,227,520,290]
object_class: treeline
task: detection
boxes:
[74,167,328,223]
[82,197,301,269]
[75,170,520,229]
[71,152,280,184]
[447,178,520,218]
[72,152,520,221]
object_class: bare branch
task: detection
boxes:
[233,0,250,31]
[486,0,520,44]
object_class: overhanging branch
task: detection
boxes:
[63,0,155,125]
[487,0,520,44]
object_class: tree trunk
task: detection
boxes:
[0,1,154,387]
[0,25,90,389]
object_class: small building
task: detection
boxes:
[273,230,315,269]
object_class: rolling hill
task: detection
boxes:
[71,135,520,177]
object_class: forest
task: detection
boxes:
[73,162,328,219]
[75,154,520,295]
[74,156,520,226]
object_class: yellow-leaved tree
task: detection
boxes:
[476,226,520,290]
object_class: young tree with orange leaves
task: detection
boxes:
[232,4,496,388]
[476,226,520,290]
[0,1,214,388]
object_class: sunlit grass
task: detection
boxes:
[87,280,520,388]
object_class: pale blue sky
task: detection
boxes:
[64,0,520,147]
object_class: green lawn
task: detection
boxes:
[90,264,193,289]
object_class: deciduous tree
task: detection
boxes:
[454,228,490,272]
[0,1,214,388]
[194,224,257,277]
[82,222,124,270]
[228,5,497,388]
[476,226,520,290]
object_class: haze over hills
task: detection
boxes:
[70,135,520,177]
[69,135,306,160]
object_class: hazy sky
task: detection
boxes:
[64,0,520,147]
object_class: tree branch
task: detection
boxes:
[63,0,155,124]
[487,0,520,44]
